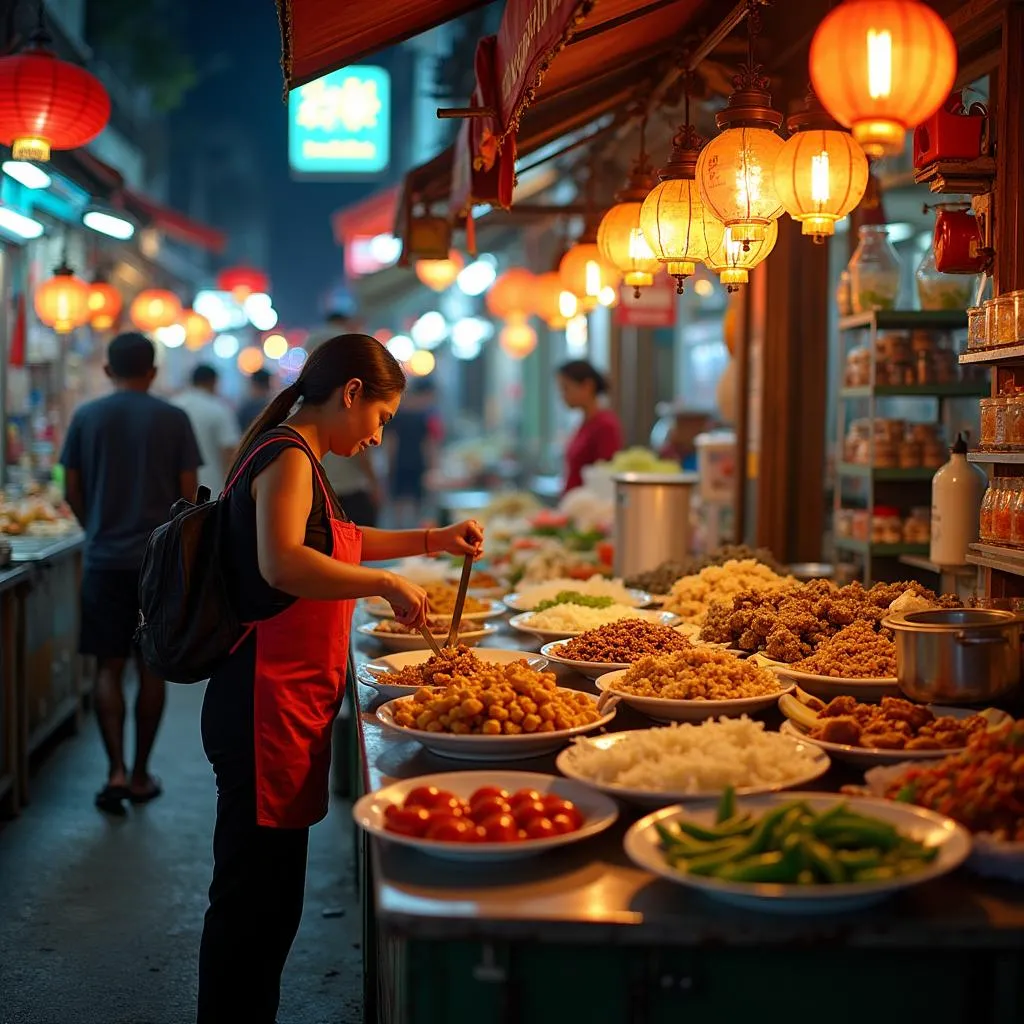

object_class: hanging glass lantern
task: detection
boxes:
[533,271,569,329]
[86,276,122,331]
[560,222,622,313]
[706,219,779,292]
[640,121,727,294]
[810,0,957,158]
[35,262,91,333]
[130,289,182,332]
[499,316,538,359]
[597,127,660,298]
[773,90,870,243]
[485,268,536,321]
[415,250,464,292]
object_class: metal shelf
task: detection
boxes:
[959,343,1024,365]
[834,538,931,557]
[839,383,988,399]
[966,543,1024,578]
[967,451,1024,464]
[839,310,969,333]
[837,463,936,481]
[898,555,975,577]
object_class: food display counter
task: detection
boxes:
[0,564,30,816]
[348,621,1024,1024]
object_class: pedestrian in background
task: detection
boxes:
[60,333,202,814]
[237,367,272,432]
[172,364,241,495]
[387,378,442,527]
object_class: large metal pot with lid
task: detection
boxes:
[882,608,1022,704]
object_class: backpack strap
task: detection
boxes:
[224,431,335,507]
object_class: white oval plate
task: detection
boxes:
[508,610,679,641]
[352,770,618,861]
[357,621,498,652]
[539,641,633,679]
[779,708,1011,767]
[555,730,831,807]
[359,648,548,700]
[769,664,900,702]
[504,587,653,613]
[375,691,617,761]
[624,793,972,914]
[595,669,793,723]
[363,596,506,622]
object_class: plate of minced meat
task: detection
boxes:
[778,689,1011,766]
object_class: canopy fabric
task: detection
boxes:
[331,186,401,247]
[276,0,490,90]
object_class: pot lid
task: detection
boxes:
[884,608,1020,631]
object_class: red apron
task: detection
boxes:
[227,434,362,829]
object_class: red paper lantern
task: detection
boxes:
[130,289,182,332]
[485,268,536,321]
[0,41,110,161]
[35,264,91,333]
[217,266,269,302]
[183,309,214,350]
[86,280,122,331]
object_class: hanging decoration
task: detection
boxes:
[35,259,91,334]
[810,0,957,158]
[216,266,269,302]
[485,268,536,321]
[130,289,182,332]
[534,271,570,329]
[561,159,622,312]
[415,251,464,292]
[86,275,122,331]
[499,315,538,359]
[183,309,214,350]
[597,113,660,298]
[706,219,779,292]
[0,18,110,162]
[640,86,727,295]
[696,10,784,250]
[773,89,869,243]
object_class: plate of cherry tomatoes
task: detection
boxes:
[351,771,619,861]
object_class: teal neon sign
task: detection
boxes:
[288,66,391,177]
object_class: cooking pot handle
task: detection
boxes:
[956,632,1010,646]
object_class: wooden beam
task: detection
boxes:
[993,2,1024,294]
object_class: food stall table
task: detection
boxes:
[0,564,30,815]
[349,623,1024,1024]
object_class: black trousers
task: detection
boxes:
[198,642,309,1024]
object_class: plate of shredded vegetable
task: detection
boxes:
[624,788,971,913]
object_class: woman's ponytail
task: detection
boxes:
[227,380,303,479]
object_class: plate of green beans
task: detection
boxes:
[624,787,971,913]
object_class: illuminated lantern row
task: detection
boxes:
[485,268,536,320]
[499,315,538,359]
[415,251,464,292]
[533,271,570,330]
[216,266,269,302]
[130,289,182,332]
[559,224,621,313]
[87,278,122,331]
[810,0,956,157]
[706,219,780,292]
[0,36,110,162]
[35,263,91,333]
[597,152,660,297]
[183,309,214,350]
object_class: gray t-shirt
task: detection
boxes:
[60,390,202,570]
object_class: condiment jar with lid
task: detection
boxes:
[993,395,1010,447]
[980,397,997,447]
[904,507,931,544]
[967,306,987,349]
[993,478,1018,544]
[1011,485,1024,547]
[979,481,997,540]
[872,506,903,545]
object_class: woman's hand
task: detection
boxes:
[381,573,429,628]
[433,519,485,559]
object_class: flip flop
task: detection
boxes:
[128,777,163,805]
[95,784,129,816]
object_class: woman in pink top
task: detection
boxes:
[557,360,623,493]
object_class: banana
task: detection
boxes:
[779,692,821,732]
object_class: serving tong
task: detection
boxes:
[446,553,475,649]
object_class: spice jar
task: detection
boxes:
[904,507,931,544]
[980,397,997,447]
[979,481,997,541]
[993,396,1009,447]
[967,306,987,349]
[993,478,1018,544]
[1012,485,1024,547]
[834,509,855,538]
[1008,394,1024,447]
[986,297,1017,347]
[872,506,903,544]
[898,437,922,468]
[1005,291,1024,344]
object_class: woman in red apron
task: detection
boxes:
[197,334,483,1023]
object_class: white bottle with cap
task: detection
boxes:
[930,432,987,566]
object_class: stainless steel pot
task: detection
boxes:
[883,608,1022,704]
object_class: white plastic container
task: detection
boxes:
[694,430,737,503]
[930,433,987,566]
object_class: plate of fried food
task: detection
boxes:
[443,566,511,600]
[375,655,616,760]
[357,618,499,652]
[363,583,505,622]
[778,688,1010,766]
[594,647,793,723]
[359,647,548,700]
[539,620,699,679]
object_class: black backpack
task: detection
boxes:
[135,434,313,683]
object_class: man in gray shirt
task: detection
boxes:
[61,333,202,814]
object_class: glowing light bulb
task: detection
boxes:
[558,291,578,320]
[867,29,892,99]
[810,151,831,204]
[584,260,601,299]
[598,286,618,308]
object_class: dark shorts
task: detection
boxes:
[80,567,141,659]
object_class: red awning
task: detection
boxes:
[121,191,227,254]
[277,0,491,90]
[331,186,401,246]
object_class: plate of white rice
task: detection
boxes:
[509,607,679,640]
[506,578,652,612]
[555,717,830,806]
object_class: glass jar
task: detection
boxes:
[915,246,976,311]
[898,437,922,468]
[994,396,1009,447]
[871,506,903,545]
[1006,291,1024,343]
[1012,485,1024,547]
[903,507,931,544]
[848,225,903,313]
[1009,395,1024,448]
[979,481,997,541]
[986,297,1018,347]
[980,397,997,447]
[967,306,987,349]
[993,478,1017,544]
[835,270,853,317]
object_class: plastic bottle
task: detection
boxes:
[930,433,988,564]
